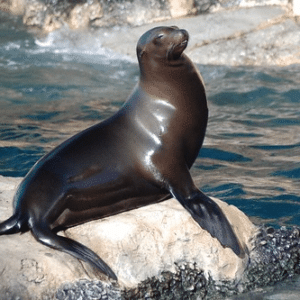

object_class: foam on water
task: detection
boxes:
[0,12,135,72]
[34,26,135,64]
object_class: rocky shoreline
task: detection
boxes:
[93,5,300,66]
[1,2,300,299]
[1,176,300,299]
[1,0,290,31]
[55,226,300,300]
[1,1,300,66]
[0,176,255,300]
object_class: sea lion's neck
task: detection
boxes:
[139,55,187,81]
[139,55,207,110]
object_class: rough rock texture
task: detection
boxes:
[95,5,300,67]
[91,5,300,67]
[68,2,103,30]
[0,0,293,32]
[1,1,299,66]
[169,0,197,18]
[243,226,300,289]
[66,197,255,288]
[0,175,255,299]
[120,226,300,299]
[56,280,121,300]
[1,179,300,299]
[187,15,300,66]
[55,225,300,299]
[1,0,172,31]
[0,0,26,15]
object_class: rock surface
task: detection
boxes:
[121,226,300,299]
[1,1,300,66]
[95,5,300,66]
[0,175,256,299]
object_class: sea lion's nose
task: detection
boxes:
[179,29,189,41]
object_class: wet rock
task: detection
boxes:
[0,175,255,299]
[244,226,300,285]
[205,225,300,299]
[1,179,300,299]
[56,279,121,300]
[114,224,300,299]
[56,225,300,299]
[122,264,208,300]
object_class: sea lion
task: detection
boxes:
[0,26,243,280]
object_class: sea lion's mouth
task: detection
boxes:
[168,39,188,60]
[167,28,189,61]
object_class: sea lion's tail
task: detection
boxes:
[31,222,118,280]
[0,213,27,235]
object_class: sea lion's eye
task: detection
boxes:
[154,34,164,44]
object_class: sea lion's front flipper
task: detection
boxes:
[31,223,117,280]
[166,170,244,257]
[178,190,244,257]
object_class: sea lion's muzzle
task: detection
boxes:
[167,29,189,60]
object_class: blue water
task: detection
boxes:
[0,11,300,231]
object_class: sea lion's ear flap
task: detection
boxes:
[137,46,146,59]
[139,49,145,58]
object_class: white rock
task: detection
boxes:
[68,3,103,30]
[0,0,26,15]
[294,0,300,15]
[168,0,196,18]
[0,175,257,298]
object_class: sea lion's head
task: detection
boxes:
[137,26,189,63]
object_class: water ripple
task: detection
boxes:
[0,146,45,177]
[0,16,300,228]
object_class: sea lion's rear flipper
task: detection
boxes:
[31,223,117,280]
[0,214,27,235]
